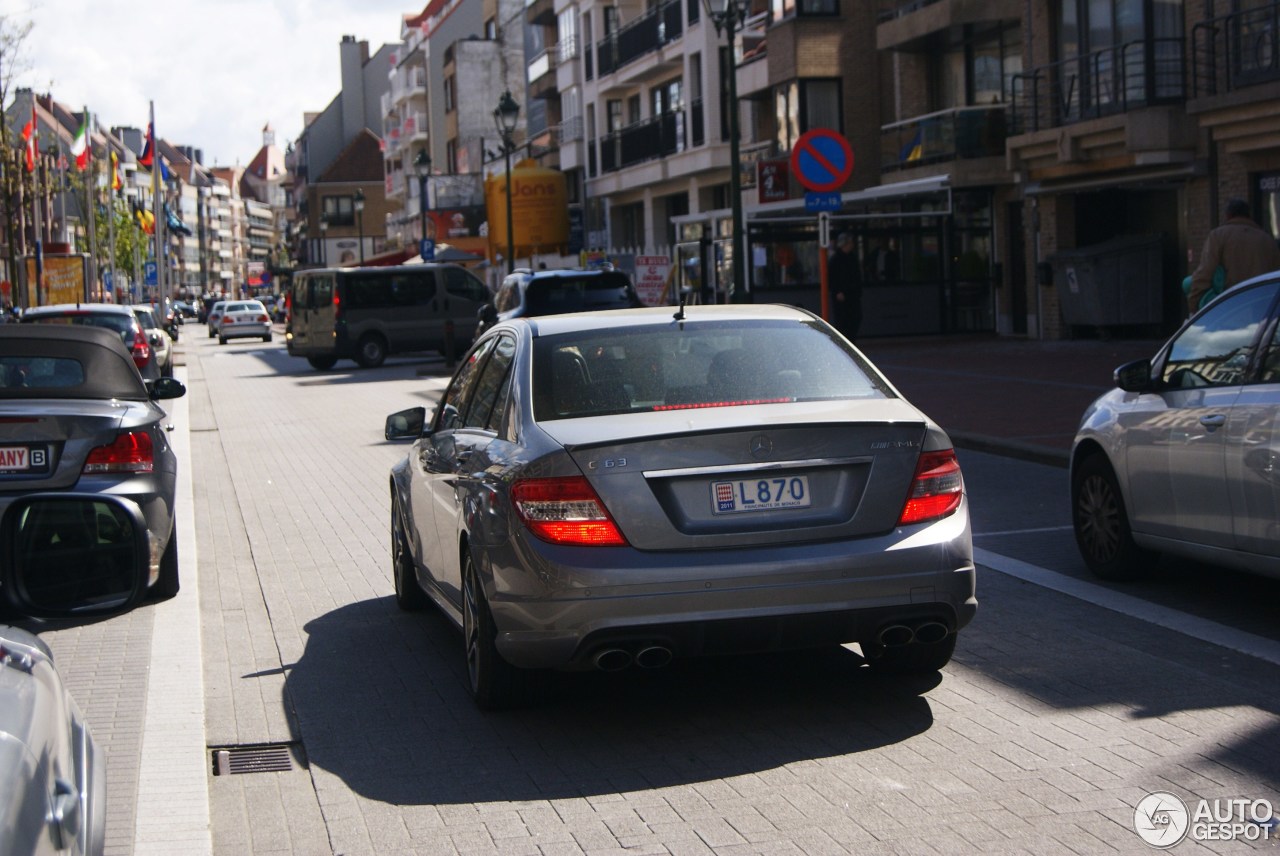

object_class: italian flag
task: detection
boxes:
[70,114,89,170]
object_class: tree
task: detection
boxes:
[0,10,34,299]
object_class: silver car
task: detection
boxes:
[215,300,272,345]
[130,305,173,378]
[1,493,153,856]
[387,304,976,708]
[0,325,187,598]
[1071,270,1280,582]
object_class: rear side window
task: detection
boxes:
[533,319,891,420]
[345,272,435,309]
[524,273,638,316]
[444,267,489,303]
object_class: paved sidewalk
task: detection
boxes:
[859,336,1164,466]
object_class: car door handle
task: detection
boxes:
[1200,414,1227,429]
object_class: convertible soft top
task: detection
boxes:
[0,325,149,400]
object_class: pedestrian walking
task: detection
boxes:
[829,231,863,340]
[1186,198,1280,313]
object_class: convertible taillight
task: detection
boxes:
[511,476,627,546]
[83,431,155,474]
[898,449,963,525]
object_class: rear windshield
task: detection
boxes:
[0,356,86,390]
[532,319,892,421]
[226,302,264,313]
[25,312,136,342]
[524,273,638,316]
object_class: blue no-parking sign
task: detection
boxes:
[790,128,855,193]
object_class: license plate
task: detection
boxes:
[0,445,49,474]
[712,475,811,514]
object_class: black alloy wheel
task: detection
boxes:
[391,499,428,611]
[462,550,532,709]
[1072,453,1151,581]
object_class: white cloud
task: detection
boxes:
[5,0,409,165]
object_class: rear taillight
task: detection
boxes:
[898,449,963,525]
[83,431,155,474]
[511,476,627,546]
[131,329,151,369]
[257,314,270,323]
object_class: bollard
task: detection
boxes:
[444,319,456,369]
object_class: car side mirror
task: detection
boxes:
[149,377,187,400]
[1114,358,1156,393]
[385,406,428,440]
[1,494,150,618]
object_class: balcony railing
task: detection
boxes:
[881,104,1010,171]
[527,49,555,83]
[596,0,684,77]
[552,116,585,144]
[1010,37,1185,134]
[557,35,579,63]
[599,112,685,173]
[1191,1,1280,97]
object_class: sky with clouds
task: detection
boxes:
[3,0,415,167]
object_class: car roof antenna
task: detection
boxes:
[673,287,688,323]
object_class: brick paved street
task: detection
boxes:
[31,331,1280,855]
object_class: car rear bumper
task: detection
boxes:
[484,511,976,670]
[219,324,271,339]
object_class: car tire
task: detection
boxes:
[355,334,387,369]
[154,529,180,600]
[463,550,534,709]
[1072,453,1152,581]
[262,333,272,343]
[392,500,428,611]
[306,355,338,371]
[868,633,956,675]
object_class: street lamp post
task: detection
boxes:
[702,0,750,303]
[413,149,432,252]
[494,91,520,274]
[318,215,329,267]
[353,188,365,265]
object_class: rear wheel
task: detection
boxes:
[1072,453,1152,581]
[307,355,338,371]
[462,550,534,709]
[356,334,387,369]
[868,634,956,675]
[262,333,272,343]
[154,530,180,600]
[218,335,227,345]
[392,499,428,611]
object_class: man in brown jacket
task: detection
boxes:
[1186,198,1280,313]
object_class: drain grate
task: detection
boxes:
[211,744,294,776]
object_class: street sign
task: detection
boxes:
[420,238,435,261]
[804,191,842,212]
[818,212,831,249]
[790,128,855,193]
[144,260,158,286]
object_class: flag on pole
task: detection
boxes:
[20,103,37,172]
[110,150,123,192]
[138,121,155,168]
[71,113,90,169]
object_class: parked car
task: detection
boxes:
[385,304,975,708]
[214,300,272,345]
[131,305,173,378]
[0,324,188,598]
[0,493,153,856]
[205,301,227,338]
[287,264,489,369]
[1071,270,1280,582]
[474,267,644,340]
[21,303,161,382]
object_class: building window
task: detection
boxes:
[772,0,837,18]
[1055,0,1184,117]
[322,195,354,227]
[774,79,841,150]
[443,76,455,113]
[485,17,496,39]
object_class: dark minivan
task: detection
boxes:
[286,264,489,369]
[475,267,644,340]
